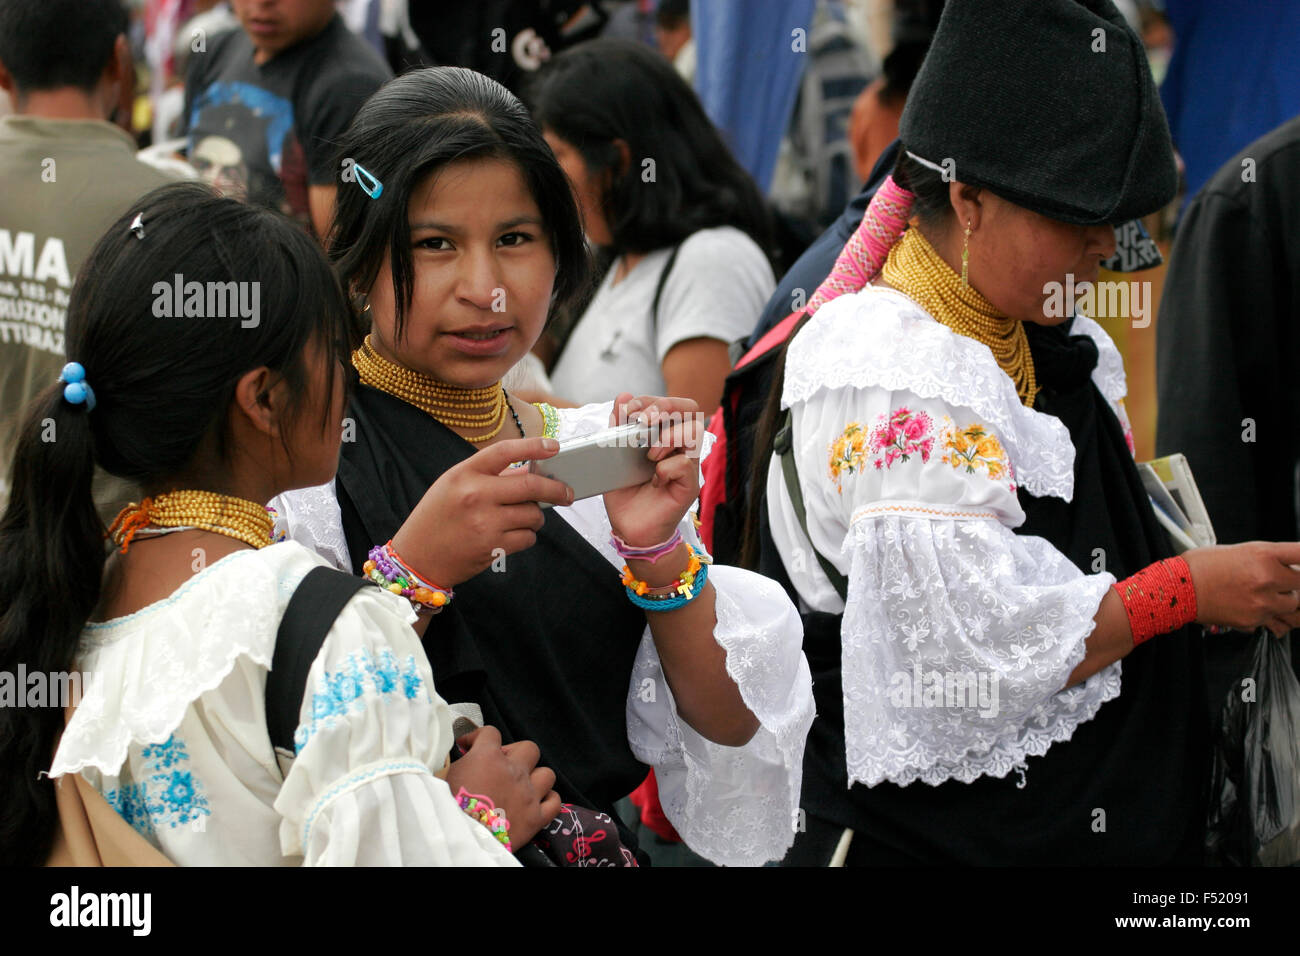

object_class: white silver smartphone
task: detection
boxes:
[530,421,658,508]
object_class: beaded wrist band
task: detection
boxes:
[621,543,712,611]
[1113,556,1198,646]
[364,540,452,614]
[610,528,683,564]
[455,787,512,853]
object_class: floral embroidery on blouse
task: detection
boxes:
[869,408,936,471]
[828,422,869,492]
[103,732,212,837]
[940,420,1014,488]
[829,409,938,492]
[294,648,431,754]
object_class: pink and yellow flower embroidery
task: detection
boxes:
[940,422,1012,485]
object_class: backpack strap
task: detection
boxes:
[773,408,849,602]
[650,244,682,332]
[266,566,372,759]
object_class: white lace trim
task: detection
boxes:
[272,483,352,572]
[842,514,1121,788]
[784,287,1077,501]
[50,544,320,778]
[1070,315,1128,403]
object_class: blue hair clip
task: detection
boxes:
[353,163,383,199]
[59,361,96,412]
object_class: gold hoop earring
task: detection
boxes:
[961,221,972,288]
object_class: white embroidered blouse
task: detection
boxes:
[766,286,1132,790]
[49,543,519,866]
[273,400,816,867]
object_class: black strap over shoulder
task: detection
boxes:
[266,566,372,757]
[774,408,849,601]
[650,244,682,332]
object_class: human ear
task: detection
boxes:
[949,181,984,232]
[105,34,133,126]
[232,367,287,439]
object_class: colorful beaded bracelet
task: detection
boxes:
[456,787,512,853]
[364,540,453,614]
[1112,556,1198,645]
[610,528,683,564]
[621,543,712,611]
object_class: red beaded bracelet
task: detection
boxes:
[1112,556,1198,646]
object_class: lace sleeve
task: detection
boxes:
[270,481,353,572]
[553,432,813,866]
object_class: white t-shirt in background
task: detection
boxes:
[550,226,775,406]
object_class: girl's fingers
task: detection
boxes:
[529,765,556,799]
[503,738,541,772]
[495,502,547,533]
[496,528,540,555]
[540,789,563,823]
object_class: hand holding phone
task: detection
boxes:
[528,421,658,508]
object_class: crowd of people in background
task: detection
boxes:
[1,0,1299,868]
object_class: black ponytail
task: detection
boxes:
[0,388,104,864]
[0,181,353,864]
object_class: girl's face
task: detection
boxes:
[543,129,613,246]
[366,158,557,389]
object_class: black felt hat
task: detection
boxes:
[898,0,1177,226]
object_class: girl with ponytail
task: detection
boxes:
[0,182,561,866]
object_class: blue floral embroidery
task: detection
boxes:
[152,769,210,827]
[103,733,211,836]
[141,735,187,770]
[293,649,430,754]
[103,782,155,838]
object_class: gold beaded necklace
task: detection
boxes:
[881,227,1038,407]
[108,490,274,552]
[352,335,509,442]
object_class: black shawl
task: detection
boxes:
[335,385,651,842]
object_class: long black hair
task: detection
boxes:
[738,148,949,569]
[527,37,773,260]
[0,181,352,865]
[328,66,591,344]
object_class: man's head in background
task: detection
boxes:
[655,0,691,62]
[232,0,336,64]
[0,0,132,122]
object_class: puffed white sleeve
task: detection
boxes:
[771,372,1122,791]
[272,585,518,866]
[551,401,815,868]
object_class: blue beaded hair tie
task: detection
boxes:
[59,362,96,412]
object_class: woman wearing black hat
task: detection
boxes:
[745,0,1300,865]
